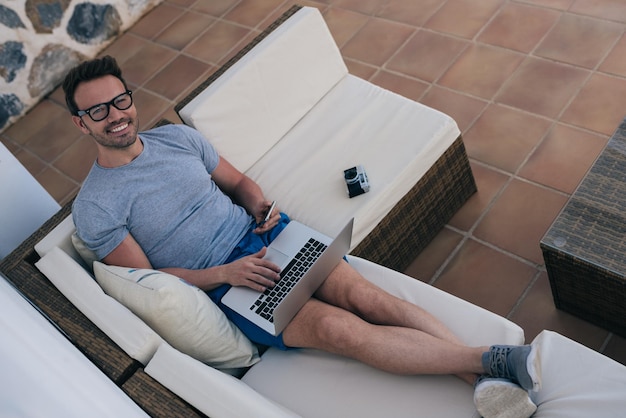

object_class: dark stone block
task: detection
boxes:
[0,94,24,131]
[67,3,121,44]
[0,41,27,83]
[26,0,71,34]
[38,2,63,29]
[0,5,25,28]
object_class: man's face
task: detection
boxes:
[71,75,139,150]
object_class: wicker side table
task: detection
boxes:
[540,117,626,337]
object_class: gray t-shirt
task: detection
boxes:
[72,124,252,269]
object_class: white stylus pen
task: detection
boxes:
[259,200,276,226]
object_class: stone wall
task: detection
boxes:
[0,0,163,133]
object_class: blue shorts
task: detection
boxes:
[206,213,291,350]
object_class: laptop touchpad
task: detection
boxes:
[264,247,290,270]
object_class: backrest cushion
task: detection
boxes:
[93,262,260,370]
[34,215,98,272]
[177,6,348,172]
[34,215,82,264]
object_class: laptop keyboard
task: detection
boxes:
[250,238,328,323]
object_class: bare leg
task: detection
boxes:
[282,261,486,384]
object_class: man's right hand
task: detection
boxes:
[104,235,281,293]
[219,247,281,292]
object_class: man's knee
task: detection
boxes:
[284,299,371,351]
[324,263,395,315]
[344,282,392,319]
[311,311,368,353]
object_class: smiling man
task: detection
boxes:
[63,56,542,418]
[68,69,141,167]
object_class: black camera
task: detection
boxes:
[344,165,370,198]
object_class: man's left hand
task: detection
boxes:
[253,200,280,233]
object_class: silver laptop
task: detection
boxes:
[222,219,353,336]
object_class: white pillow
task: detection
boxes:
[93,262,260,370]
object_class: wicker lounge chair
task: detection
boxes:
[174,5,476,273]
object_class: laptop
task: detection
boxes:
[222,218,353,336]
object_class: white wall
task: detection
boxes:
[0,142,60,259]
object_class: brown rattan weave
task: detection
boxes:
[175,4,476,272]
[351,136,475,270]
[541,117,626,337]
[122,369,205,417]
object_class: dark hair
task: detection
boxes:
[62,55,129,116]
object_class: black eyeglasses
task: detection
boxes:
[77,90,133,122]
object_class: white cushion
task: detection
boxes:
[245,347,478,418]
[532,330,626,417]
[145,342,300,418]
[34,215,83,264]
[178,6,347,173]
[242,256,524,418]
[93,262,260,370]
[245,75,460,248]
[345,256,524,346]
[35,247,162,364]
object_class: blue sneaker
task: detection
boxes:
[483,344,541,392]
[474,376,537,418]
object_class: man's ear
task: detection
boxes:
[72,115,90,134]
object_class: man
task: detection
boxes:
[64,56,540,418]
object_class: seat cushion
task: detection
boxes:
[246,347,478,418]
[245,75,460,248]
[344,256,524,345]
[241,256,523,418]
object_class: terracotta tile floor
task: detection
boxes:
[2,0,626,365]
